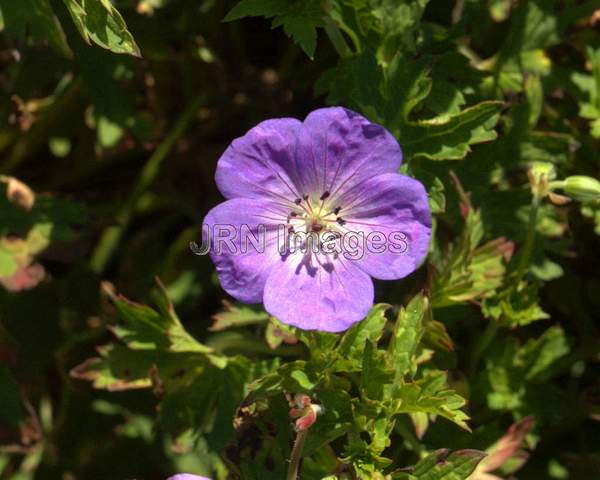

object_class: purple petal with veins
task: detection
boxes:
[202,107,431,332]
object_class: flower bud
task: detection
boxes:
[563,176,600,202]
[527,162,556,199]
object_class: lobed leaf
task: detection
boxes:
[63,0,141,57]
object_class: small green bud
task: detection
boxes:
[563,176,600,202]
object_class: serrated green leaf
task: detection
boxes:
[399,101,503,160]
[244,360,319,403]
[338,303,389,363]
[318,52,503,161]
[223,0,285,21]
[105,281,215,357]
[388,294,427,381]
[224,0,323,57]
[63,0,141,56]
[211,301,269,331]
[394,371,470,431]
[483,326,570,412]
[432,203,511,309]
[398,449,486,480]
[482,281,549,327]
[71,344,203,391]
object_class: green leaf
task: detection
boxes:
[223,0,284,20]
[71,344,202,391]
[71,280,223,391]
[370,0,430,56]
[398,101,504,160]
[63,0,141,57]
[388,294,427,381]
[427,176,446,214]
[0,0,72,56]
[394,371,470,431]
[316,51,386,121]
[361,340,394,401]
[243,360,319,402]
[70,283,272,445]
[482,281,549,327]
[210,301,269,331]
[303,387,354,456]
[483,326,570,411]
[384,53,433,125]
[318,52,503,161]
[397,449,486,480]
[224,0,324,58]
[264,317,297,349]
[105,283,213,356]
[432,205,511,308]
[337,303,389,364]
[330,0,429,57]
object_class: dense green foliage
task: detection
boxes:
[1,0,599,479]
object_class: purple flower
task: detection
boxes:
[203,107,431,332]
[167,475,211,480]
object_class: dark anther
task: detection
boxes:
[302,194,309,201]
[288,226,295,233]
[322,262,334,273]
[312,223,324,232]
[290,211,298,217]
[333,206,341,215]
[294,198,302,205]
[320,191,330,201]
[336,217,346,226]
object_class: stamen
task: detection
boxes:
[336,217,346,226]
[320,191,330,201]
[305,198,315,214]
[294,198,302,205]
[333,206,341,216]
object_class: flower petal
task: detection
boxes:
[301,107,402,197]
[263,251,374,332]
[202,198,286,303]
[339,173,431,280]
[215,118,310,201]
[214,108,402,205]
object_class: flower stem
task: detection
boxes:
[514,194,540,284]
[323,17,353,59]
[287,429,308,480]
[469,318,499,374]
[396,420,424,456]
[90,95,204,274]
